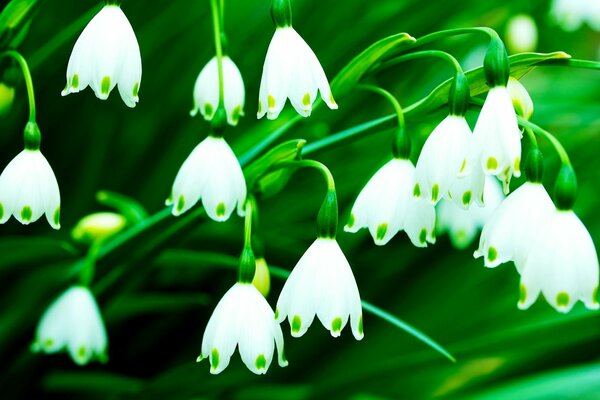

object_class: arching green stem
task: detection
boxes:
[210,0,225,107]
[518,117,571,166]
[0,50,36,122]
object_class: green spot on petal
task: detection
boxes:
[268,95,275,109]
[376,223,387,241]
[204,103,214,117]
[488,246,497,262]
[291,315,302,333]
[593,286,599,305]
[486,157,498,170]
[514,157,521,173]
[53,207,60,227]
[132,82,139,97]
[21,206,32,222]
[459,158,467,173]
[257,100,262,114]
[358,314,363,336]
[44,338,54,349]
[462,191,472,206]
[331,317,342,333]
[419,228,427,244]
[78,346,86,359]
[216,202,226,217]
[255,354,267,370]
[72,74,79,89]
[274,308,279,320]
[302,92,311,106]
[519,283,527,304]
[0,202,3,219]
[176,195,185,213]
[431,184,440,202]
[347,213,355,228]
[101,76,111,95]
[556,292,570,307]
[211,348,220,370]
[330,93,337,106]
[413,183,421,197]
[231,105,242,123]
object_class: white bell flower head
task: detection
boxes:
[190,56,245,126]
[436,176,504,250]
[62,4,142,108]
[518,209,599,313]
[414,115,472,205]
[474,181,555,271]
[473,86,522,193]
[550,0,600,31]
[257,26,337,120]
[0,149,60,229]
[198,282,287,375]
[276,238,363,340]
[166,136,246,222]
[31,286,108,366]
[505,14,538,53]
[345,158,436,247]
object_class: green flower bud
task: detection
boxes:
[449,71,470,117]
[392,125,411,159]
[252,257,271,297]
[484,38,510,88]
[524,147,543,183]
[238,245,257,284]
[554,164,577,210]
[23,121,41,150]
[317,189,338,239]
[71,212,127,244]
[271,0,292,28]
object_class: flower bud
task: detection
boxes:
[317,189,338,239]
[505,14,538,53]
[524,147,544,183]
[484,38,510,88]
[252,257,271,297]
[71,212,127,244]
[271,0,292,28]
[554,164,577,210]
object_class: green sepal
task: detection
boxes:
[238,245,256,283]
[484,37,510,87]
[23,121,40,150]
[271,0,292,28]
[554,164,577,210]
[210,106,227,137]
[524,147,544,183]
[391,125,411,159]
[317,189,338,239]
[449,71,470,116]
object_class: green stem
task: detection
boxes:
[278,159,335,191]
[243,198,253,247]
[356,84,404,127]
[518,117,571,166]
[372,49,463,75]
[524,126,537,148]
[210,0,225,106]
[0,50,36,122]
[410,26,499,49]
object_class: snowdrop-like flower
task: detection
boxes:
[257,27,337,120]
[62,4,141,107]
[505,14,538,53]
[191,56,245,126]
[550,0,600,31]
[473,86,522,193]
[198,282,287,374]
[276,238,363,339]
[31,286,108,366]
[166,136,246,222]
[345,158,436,247]
[436,176,504,250]
[518,209,599,312]
[414,115,472,204]
[0,149,60,229]
[474,182,555,271]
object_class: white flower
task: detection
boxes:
[31,286,108,366]
[0,149,60,229]
[198,282,287,375]
[436,176,504,250]
[62,5,142,108]
[414,115,472,204]
[190,56,245,126]
[166,136,246,222]
[519,209,599,313]
[447,149,487,209]
[473,86,522,193]
[505,14,538,53]
[257,27,337,120]
[474,182,555,271]
[345,158,436,247]
[276,238,363,339]
[550,0,600,31]
[507,77,534,120]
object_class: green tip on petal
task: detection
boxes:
[274,308,279,320]
[176,195,185,213]
[459,159,467,174]
[44,338,54,349]
[593,287,599,305]
[268,95,275,109]
[204,103,214,118]
[72,74,79,89]
[331,317,342,334]
[419,228,427,244]
[413,183,421,197]
[53,207,61,227]
[431,184,440,202]
[132,82,139,97]
[519,283,527,304]
[302,93,311,106]
[0,202,4,219]
[358,314,364,336]
[231,105,242,124]
[514,157,521,173]
[216,202,226,217]
[291,315,302,333]
[101,76,111,96]
[486,157,498,171]
[462,191,472,206]
[346,213,355,229]
[556,292,570,308]
[196,355,203,362]
[256,354,267,370]
[211,348,220,370]
[77,346,87,361]
[21,206,32,222]
[487,246,497,263]
[376,223,388,241]
[257,100,262,115]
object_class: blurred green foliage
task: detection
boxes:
[0,0,599,398]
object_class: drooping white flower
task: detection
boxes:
[550,0,600,31]
[436,176,504,250]
[474,182,555,271]
[518,209,599,313]
[257,27,337,120]
[345,158,436,247]
[0,149,60,229]
[473,86,522,193]
[414,115,472,204]
[62,5,142,107]
[198,282,287,375]
[31,286,108,366]
[276,238,363,339]
[505,14,538,53]
[166,136,246,222]
[190,56,245,126]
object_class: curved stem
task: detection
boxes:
[243,197,253,247]
[355,84,404,127]
[294,159,335,191]
[518,117,571,166]
[372,49,463,75]
[524,126,537,148]
[0,50,36,122]
[410,27,498,49]
[210,0,225,105]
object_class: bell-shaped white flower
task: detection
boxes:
[166,136,246,222]
[474,182,555,271]
[276,238,363,339]
[518,209,599,313]
[436,176,504,250]
[31,286,108,366]
[473,86,522,193]
[191,56,245,126]
[62,5,142,107]
[345,158,436,247]
[257,27,337,120]
[0,149,60,229]
[198,282,287,375]
[550,0,600,31]
[505,14,538,53]
[414,115,472,204]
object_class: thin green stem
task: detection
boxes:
[210,0,225,105]
[410,26,498,48]
[0,50,36,122]
[524,126,537,148]
[518,117,571,166]
[279,159,335,191]
[243,198,253,247]
[355,84,404,127]
[372,49,463,75]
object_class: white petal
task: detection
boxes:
[404,197,436,247]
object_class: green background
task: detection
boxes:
[1,0,599,398]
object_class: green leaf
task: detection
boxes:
[96,190,149,224]
[0,0,41,48]
[330,32,416,98]
[104,292,211,321]
[43,371,143,394]
[243,139,306,191]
